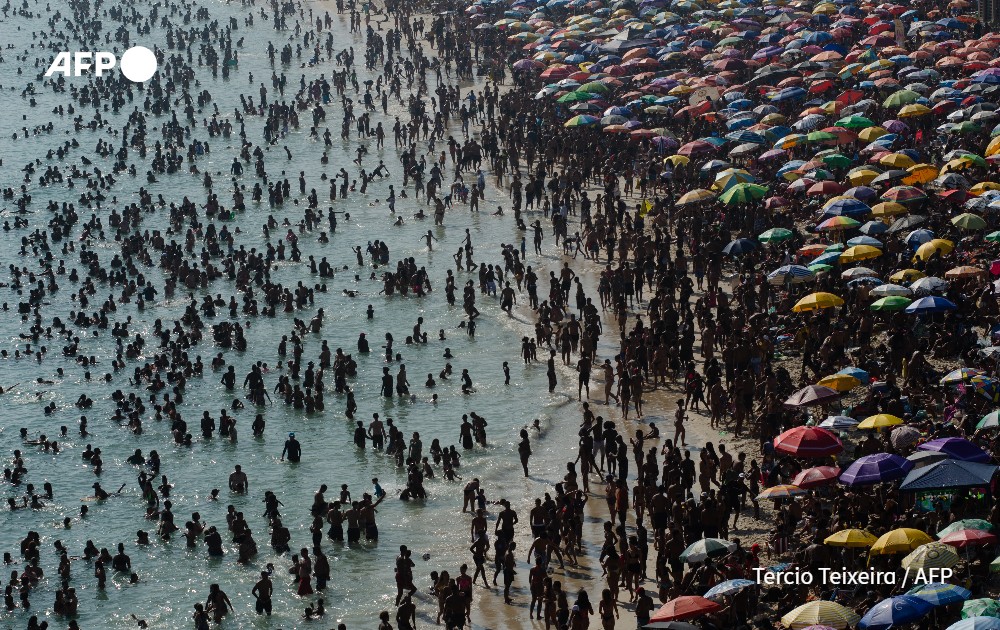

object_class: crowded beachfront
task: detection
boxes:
[4,0,1000,627]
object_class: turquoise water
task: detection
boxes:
[0,1,610,627]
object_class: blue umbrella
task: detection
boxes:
[918,437,991,464]
[837,367,870,382]
[811,251,843,266]
[846,236,883,247]
[704,579,755,599]
[771,86,807,102]
[824,198,872,217]
[860,220,889,235]
[905,228,935,247]
[767,265,815,285]
[948,618,1000,630]
[840,453,913,486]
[723,238,759,256]
[859,595,934,630]
[907,582,972,607]
[905,296,957,314]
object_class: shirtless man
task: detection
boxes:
[228,465,248,493]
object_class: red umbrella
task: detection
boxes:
[774,426,844,458]
[792,466,842,488]
[784,385,842,408]
[649,596,722,622]
[940,529,998,548]
[677,140,716,156]
[807,181,847,197]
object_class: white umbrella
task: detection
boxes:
[870,283,913,297]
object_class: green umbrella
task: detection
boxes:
[951,121,982,134]
[987,231,1000,243]
[979,411,1000,430]
[952,213,987,230]
[939,520,994,537]
[719,183,768,205]
[991,556,1000,573]
[870,296,912,311]
[557,91,594,103]
[883,90,921,108]
[808,263,834,273]
[825,243,846,252]
[578,81,610,94]
[807,131,839,143]
[759,227,793,243]
[821,153,852,169]
[962,598,1000,619]
[836,115,875,129]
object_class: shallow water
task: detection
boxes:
[0,1,614,627]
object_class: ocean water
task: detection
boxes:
[0,1,610,628]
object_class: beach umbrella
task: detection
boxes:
[890,426,922,450]
[677,189,715,205]
[839,453,913,485]
[907,582,971,607]
[818,374,861,392]
[858,595,933,630]
[784,385,842,408]
[941,367,984,385]
[642,623,699,630]
[870,296,912,311]
[905,296,957,314]
[940,529,997,548]
[793,466,841,488]
[781,601,860,629]
[948,618,1000,630]
[703,579,755,600]
[952,213,988,230]
[857,414,903,429]
[861,220,889,236]
[564,114,599,127]
[648,596,722,622]
[759,227,794,243]
[946,266,986,280]
[836,115,875,129]
[678,538,736,563]
[816,216,860,231]
[919,437,991,463]
[756,484,807,501]
[767,265,815,285]
[839,245,881,262]
[773,426,843,457]
[824,528,877,547]
[869,283,912,297]
[901,542,961,570]
[870,528,934,555]
[914,238,954,260]
[819,415,859,430]
[889,269,926,283]
[871,202,907,217]
[899,460,999,492]
[910,277,949,294]
[723,238,758,256]
[792,292,844,312]
[978,411,1000,430]
[939,520,995,537]
[963,599,1000,619]
[719,183,768,204]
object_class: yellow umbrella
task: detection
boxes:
[943,158,974,173]
[858,126,887,142]
[880,153,916,168]
[903,163,939,185]
[987,135,1000,157]
[858,413,903,429]
[898,103,931,118]
[971,182,1000,195]
[871,202,907,216]
[664,155,690,166]
[870,528,934,555]
[824,528,878,548]
[761,113,787,124]
[668,84,694,95]
[847,168,880,186]
[839,245,882,263]
[901,542,961,570]
[792,292,845,312]
[676,188,715,205]
[889,268,925,282]
[818,374,862,392]
[914,238,954,261]
[781,601,861,630]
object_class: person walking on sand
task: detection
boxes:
[674,400,687,447]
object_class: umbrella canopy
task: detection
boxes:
[817,374,861,392]
[901,542,961,570]
[781,601,861,629]
[820,415,859,430]
[757,484,807,501]
[678,538,736,563]
[768,265,815,285]
[857,413,903,429]
[905,296,957,314]
[858,595,933,630]
[649,596,722,623]
[784,385,842,407]
[940,529,998,548]
[899,459,999,491]
[773,426,843,457]
[703,579,756,600]
[939,520,995,537]
[792,292,844,312]
[824,528,878,548]
[918,437,992,463]
[839,453,913,486]
[948,618,1000,630]
[870,528,934,555]
[907,582,971,607]
[793,466,841,488]
[963,599,1000,619]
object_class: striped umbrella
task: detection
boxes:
[781,601,861,629]
[901,542,961,570]
[756,484,807,501]
[948,618,1000,630]
[703,578,756,600]
[907,582,972,607]
[679,538,736,563]
[767,265,815,285]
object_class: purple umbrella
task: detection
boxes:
[759,149,788,161]
[883,119,910,134]
[918,438,991,464]
[845,186,877,200]
[840,453,914,486]
[752,46,785,61]
[651,136,679,149]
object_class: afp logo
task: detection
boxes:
[45,46,158,82]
